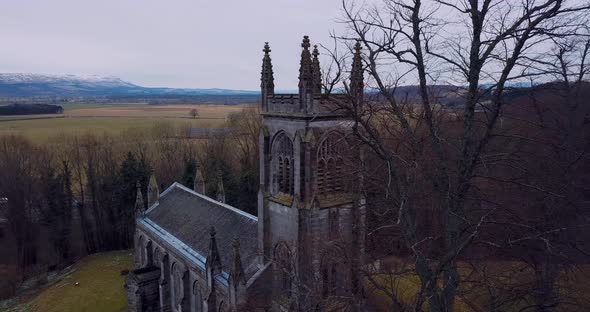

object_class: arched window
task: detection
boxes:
[317,132,346,196]
[272,132,294,195]
[172,263,182,307]
[193,281,203,312]
[137,235,145,267]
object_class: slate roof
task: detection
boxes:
[145,183,259,280]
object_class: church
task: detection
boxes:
[126,36,367,312]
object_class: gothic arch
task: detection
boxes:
[271,131,294,195]
[171,262,182,307]
[192,280,203,312]
[160,253,171,311]
[316,131,347,196]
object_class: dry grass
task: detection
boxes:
[65,104,249,118]
[0,104,251,142]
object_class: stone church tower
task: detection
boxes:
[126,36,366,312]
[258,36,366,310]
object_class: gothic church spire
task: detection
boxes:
[298,36,314,109]
[216,170,225,204]
[134,181,145,217]
[206,226,223,277]
[194,165,205,194]
[261,42,275,111]
[312,45,322,94]
[350,41,364,103]
[147,174,159,207]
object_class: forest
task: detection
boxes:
[2,0,590,310]
[0,104,64,115]
[0,107,260,299]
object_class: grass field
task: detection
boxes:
[0,104,251,142]
[0,250,133,312]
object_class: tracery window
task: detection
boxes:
[317,132,346,195]
[272,132,294,195]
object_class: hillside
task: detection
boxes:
[0,73,259,103]
[1,250,133,312]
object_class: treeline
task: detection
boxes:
[0,107,260,298]
[0,103,64,115]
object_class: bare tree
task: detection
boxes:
[328,1,590,311]
[189,108,199,119]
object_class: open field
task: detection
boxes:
[0,250,133,312]
[0,104,252,142]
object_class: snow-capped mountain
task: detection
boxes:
[0,73,259,98]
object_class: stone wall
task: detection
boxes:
[126,266,161,312]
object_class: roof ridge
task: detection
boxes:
[171,182,258,222]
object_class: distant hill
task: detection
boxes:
[0,73,259,102]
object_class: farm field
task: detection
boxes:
[0,104,252,142]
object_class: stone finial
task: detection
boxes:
[216,171,226,204]
[134,181,145,216]
[263,42,271,54]
[206,226,222,278]
[230,238,246,285]
[228,238,247,309]
[147,174,159,207]
[312,45,322,95]
[351,41,365,102]
[298,35,314,100]
[301,35,311,49]
[260,42,275,101]
[194,166,205,194]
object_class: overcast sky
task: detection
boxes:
[0,0,346,90]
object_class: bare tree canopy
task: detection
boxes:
[189,108,199,119]
[324,0,590,311]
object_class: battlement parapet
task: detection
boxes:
[262,93,350,117]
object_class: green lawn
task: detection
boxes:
[26,250,133,312]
